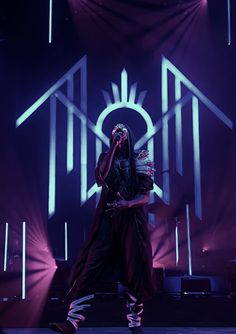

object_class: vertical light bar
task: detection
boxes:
[96,138,102,206]
[175,221,179,267]
[192,96,202,220]
[227,0,232,46]
[161,57,170,204]
[175,78,183,175]
[49,0,53,43]
[186,204,192,276]
[22,221,26,299]
[121,69,128,102]
[112,83,120,103]
[81,120,87,204]
[48,95,57,218]
[128,83,137,103]
[64,222,68,261]
[80,60,87,204]
[67,76,74,174]
[4,222,9,271]
[148,138,155,225]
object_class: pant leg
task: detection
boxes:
[118,211,156,302]
[64,215,115,330]
[69,214,114,298]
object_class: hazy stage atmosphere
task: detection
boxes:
[0,0,236,333]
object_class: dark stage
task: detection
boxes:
[1,0,236,332]
[2,328,236,334]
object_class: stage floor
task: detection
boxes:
[1,328,236,334]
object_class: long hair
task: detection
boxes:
[110,123,138,196]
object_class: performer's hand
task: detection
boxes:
[116,199,130,210]
[107,200,130,210]
[112,131,126,148]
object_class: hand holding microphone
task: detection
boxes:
[113,131,123,146]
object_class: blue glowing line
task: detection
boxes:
[96,138,102,164]
[16,56,87,128]
[22,222,26,299]
[64,222,68,261]
[88,183,99,200]
[112,83,120,103]
[175,224,179,266]
[148,138,155,225]
[67,77,74,174]
[3,222,8,272]
[55,91,109,145]
[162,59,170,204]
[96,102,154,149]
[67,112,74,174]
[96,94,163,202]
[102,90,112,106]
[227,0,232,46]
[129,83,137,103]
[81,118,87,204]
[162,56,233,129]
[49,0,53,44]
[137,91,147,106]
[192,96,202,220]
[80,63,88,205]
[95,138,102,205]
[135,93,192,149]
[153,184,163,198]
[186,204,192,276]
[175,78,183,175]
[48,95,56,218]
[121,69,128,102]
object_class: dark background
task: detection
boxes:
[0,1,236,319]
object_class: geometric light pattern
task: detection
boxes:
[16,55,233,221]
[161,55,233,220]
[16,56,87,218]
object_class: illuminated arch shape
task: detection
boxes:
[15,56,233,221]
[86,69,164,206]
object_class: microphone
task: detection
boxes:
[114,133,122,142]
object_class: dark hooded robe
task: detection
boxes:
[68,125,157,302]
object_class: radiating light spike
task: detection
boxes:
[121,69,128,102]
[111,83,120,103]
[102,90,112,106]
[137,91,147,106]
[128,83,137,103]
